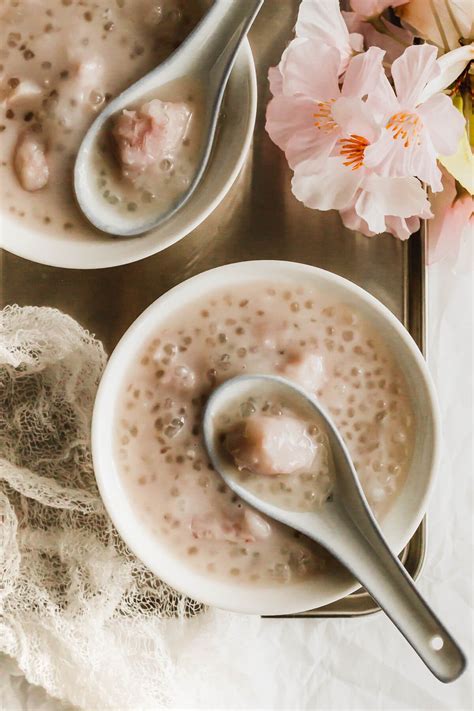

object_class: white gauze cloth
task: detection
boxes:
[0,305,204,710]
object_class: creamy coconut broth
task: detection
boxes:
[0,0,205,236]
[115,282,415,586]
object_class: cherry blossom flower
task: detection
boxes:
[427,167,473,264]
[291,92,432,237]
[295,0,364,74]
[266,45,386,168]
[364,44,466,192]
[265,0,470,244]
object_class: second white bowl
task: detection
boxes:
[92,261,441,615]
[0,42,256,270]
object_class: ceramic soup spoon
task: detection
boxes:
[203,374,466,684]
[74,0,263,236]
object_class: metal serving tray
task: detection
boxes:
[0,0,426,617]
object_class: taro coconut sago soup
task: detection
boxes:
[115,280,415,588]
[0,0,207,236]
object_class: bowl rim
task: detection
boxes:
[0,40,257,270]
[91,260,441,615]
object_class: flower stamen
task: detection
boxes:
[386,111,422,148]
[338,134,370,170]
[314,99,337,133]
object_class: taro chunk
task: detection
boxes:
[226,415,316,476]
[281,352,326,394]
[14,132,49,191]
[113,99,191,176]
[67,52,105,104]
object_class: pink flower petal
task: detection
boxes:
[266,93,338,169]
[355,191,386,234]
[418,93,466,157]
[364,72,399,122]
[280,39,341,100]
[268,66,283,97]
[364,126,443,192]
[332,95,380,142]
[296,0,349,42]
[344,44,399,119]
[355,174,432,233]
[341,202,421,239]
[391,44,440,107]
[340,202,377,236]
[265,23,351,172]
[364,129,401,172]
[295,0,363,73]
[428,197,473,264]
[342,46,387,99]
[408,134,443,191]
[287,126,338,170]
[385,215,421,240]
[292,157,363,211]
[265,94,316,153]
[427,169,474,264]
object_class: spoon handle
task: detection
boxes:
[319,503,466,683]
[192,0,264,76]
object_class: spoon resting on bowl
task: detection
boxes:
[202,374,466,684]
[74,0,263,237]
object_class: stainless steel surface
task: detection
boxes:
[0,0,427,617]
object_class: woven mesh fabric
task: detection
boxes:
[0,305,202,710]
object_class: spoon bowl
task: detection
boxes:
[203,374,467,684]
[74,0,263,236]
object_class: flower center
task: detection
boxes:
[338,134,369,170]
[386,111,421,148]
[314,99,337,133]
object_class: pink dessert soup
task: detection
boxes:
[115,281,415,587]
[0,0,205,236]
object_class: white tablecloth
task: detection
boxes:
[1,235,472,710]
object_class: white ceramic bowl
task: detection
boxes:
[0,42,256,270]
[92,261,441,615]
